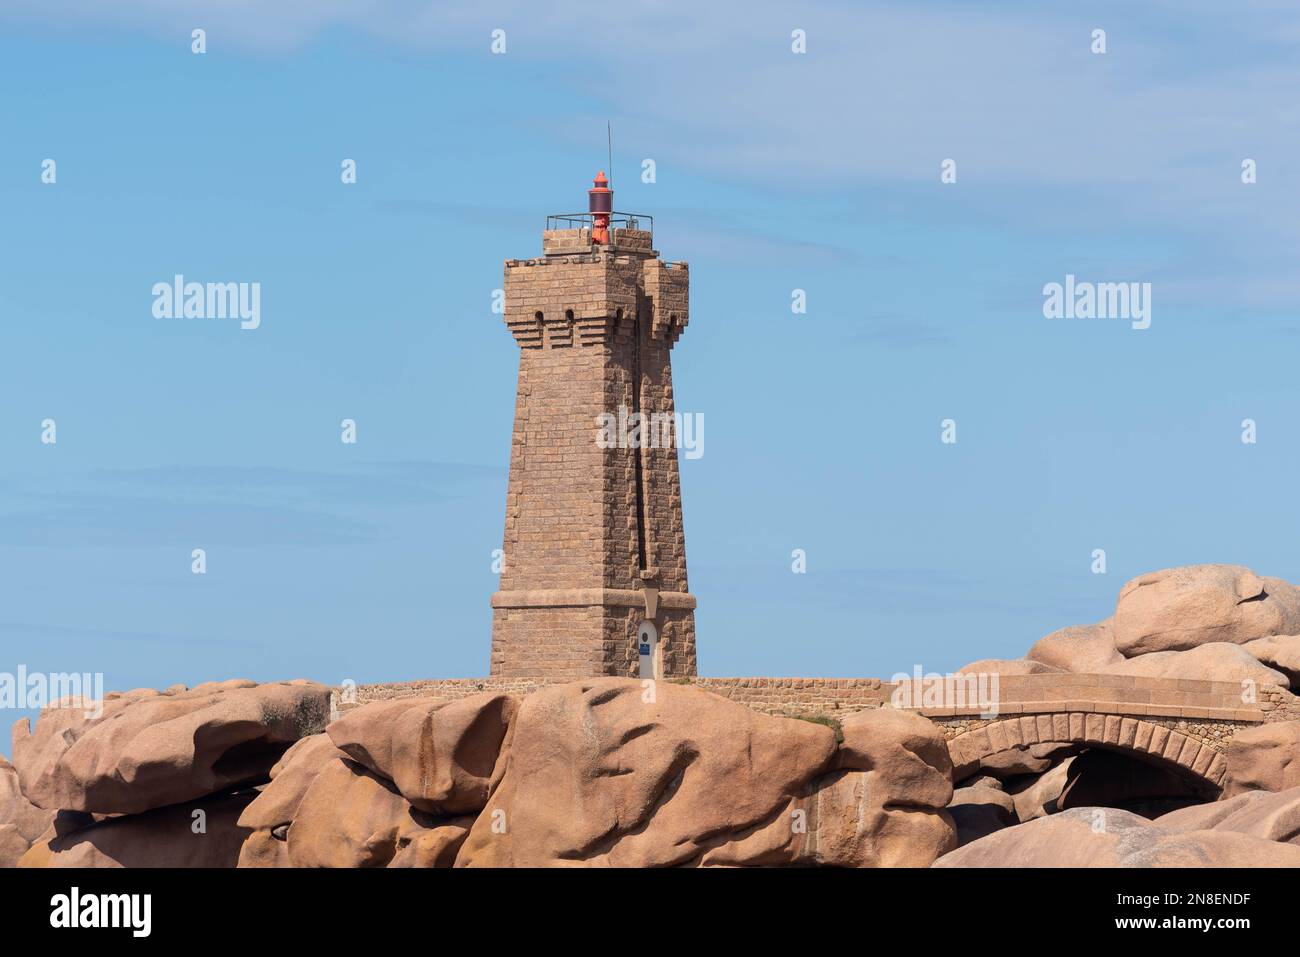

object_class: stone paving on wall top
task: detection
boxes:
[345,673,1295,723]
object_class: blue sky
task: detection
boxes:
[3,2,1300,751]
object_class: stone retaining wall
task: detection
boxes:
[341,676,550,710]
[345,674,1293,724]
[690,677,891,716]
[343,676,896,716]
[1261,685,1300,722]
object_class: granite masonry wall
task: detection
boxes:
[345,673,1295,724]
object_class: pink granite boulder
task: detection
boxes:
[326,691,516,815]
[0,755,55,867]
[18,791,256,868]
[1114,564,1300,656]
[12,679,331,815]
[456,678,837,867]
[1026,620,1123,673]
[1222,722,1300,797]
[934,806,1300,867]
[1101,643,1286,687]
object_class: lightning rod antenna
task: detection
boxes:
[607,122,613,187]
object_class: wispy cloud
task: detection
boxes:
[845,314,955,349]
[0,461,503,547]
[0,619,263,646]
[9,1,1300,310]
[691,563,1069,615]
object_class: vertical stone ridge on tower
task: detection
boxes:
[490,174,697,680]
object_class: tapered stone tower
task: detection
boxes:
[490,173,697,680]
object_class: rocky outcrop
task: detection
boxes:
[936,807,1148,866]
[1222,723,1300,797]
[282,755,469,868]
[1008,756,1075,822]
[1009,565,1300,693]
[671,707,956,868]
[3,680,329,869]
[1113,564,1300,656]
[934,806,1300,867]
[928,558,1300,867]
[0,756,55,867]
[19,791,256,868]
[1027,620,1123,673]
[947,786,1017,846]
[235,691,517,869]
[11,679,331,814]
[1101,642,1286,686]
[977,748,1050,777]
[3,677,956,869]
[955,658,1062,676]
[455,678,840,867]
[1152,792,1261,831]
[1242,634,1300,686]
[235,733,342,867]
[437,680,955,868]
[813,707,956,867]
[1122,829,1300,866]
[7,573,1300,872]
[327,692,515,815]
[1156,787,1300,844]
[972,743,1076,780]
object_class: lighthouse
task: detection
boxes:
[489,174,697,680]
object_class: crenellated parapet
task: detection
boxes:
[502,251,688,350]
[502,255,640,349]
[642,259,688,346]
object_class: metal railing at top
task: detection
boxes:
[545,211,654,234]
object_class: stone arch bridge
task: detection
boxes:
[890,673,1286,794]
[939,710,1236,792]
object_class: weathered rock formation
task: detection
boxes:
[1155,787,1300,843]
[1101,642,1286,686]
[1242,634,1300,686]
[1222,723,1300,797]
[934,801,1300,867]
[956,658,1061,676]
[11,679,331,815]
[326,692,516,815]
[926,563,1300,865]
[1113,564,1300,656]
[21,791,257,868]
[964,564,1300,696]
[455,679,954,867]
[1026,620,1123,673]
[947,785,1017,847]
[0,755,54,867]
[7,563,1300,868]
[4,677,959,868]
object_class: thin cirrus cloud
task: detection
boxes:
[371,197,868,268]
[845,314,955,349]
[9,1,1299,187]
[9,2,1300,311]
[0,501,377,548]
[692,563,1101,618]
[0,461,502,547]
[0,618,262,647]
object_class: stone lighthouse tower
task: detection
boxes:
[490,172,697,680]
